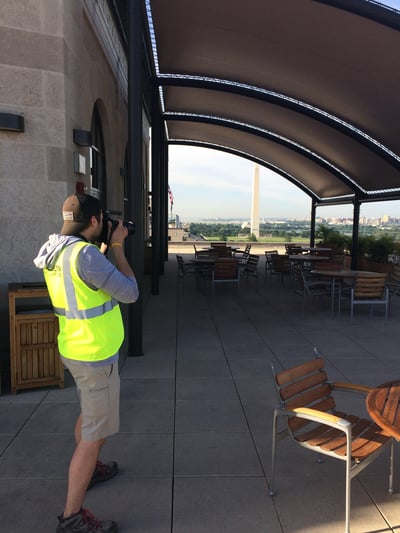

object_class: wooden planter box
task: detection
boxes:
[8,282,64,394]
[344,256,394,274]
[358,259,394,274]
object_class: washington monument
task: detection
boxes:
[250,164,260,238]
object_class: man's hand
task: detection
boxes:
[109,220,128,246]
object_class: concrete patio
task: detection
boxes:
[1,251,400,533]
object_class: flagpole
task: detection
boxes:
[168,185,174,222]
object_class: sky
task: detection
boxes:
[168,145,400,222]
[374,0,400,7]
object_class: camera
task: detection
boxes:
[100,212,135,245]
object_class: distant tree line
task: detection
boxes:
[189,223,241,238]
[189,222,310,241]
[188,221,400,243]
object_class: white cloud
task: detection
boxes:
[169,146,252,193]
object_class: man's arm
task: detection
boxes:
[108,221,135,278]
[78,241,138,303]
[108,245,135,278]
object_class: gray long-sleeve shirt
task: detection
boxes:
[33,234,139,304]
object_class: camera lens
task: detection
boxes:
[124,221,135,235]
[100,213,135,245]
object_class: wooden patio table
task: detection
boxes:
[289,254,330,274]
[301,246,332,253]
[201,246,239,252]
[289,254,330,262]
[366,380,400,440]
[191,256,216,264]
[311,269,378,280]
[310,269,378,316]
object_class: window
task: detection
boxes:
[90,104,107,207]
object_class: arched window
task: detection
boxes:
[90,104,107,208]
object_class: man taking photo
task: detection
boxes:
[34,193,139,533]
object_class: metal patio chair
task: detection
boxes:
[241,253,259,286]
[264,250,279,280]
[211,258,240,295]
[285,243,303,255]
[269,351,394,533]
[270,253,291,284]
[339,272,389,320]
[176,254,197,290]
[233,243,251,262]
[293,264,332,314]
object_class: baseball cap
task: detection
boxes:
[61,193,101,235]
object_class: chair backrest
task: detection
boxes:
[214,246,232,257]
[285,243,303,255]
[244,244,252,254]
[245,254,260,270]
[244,254,260,276]
[293,264,305,293]
[271,253,291,273]
[176,255,185,276]
[213,259,239,280]
[265,249,278,266]
[273,357,335,433]
[265,251,278,277]
[353,273,387,299]
[292,264,320,293]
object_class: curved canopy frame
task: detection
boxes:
[141,0,400,207]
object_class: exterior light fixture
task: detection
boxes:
[0,112,24,132]
[73,129,92,146]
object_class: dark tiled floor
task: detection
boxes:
[1,253,400,532]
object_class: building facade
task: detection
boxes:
[0,1,149,381]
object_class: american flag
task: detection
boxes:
[168,185,174,205]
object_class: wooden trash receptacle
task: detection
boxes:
[8,282,64,394]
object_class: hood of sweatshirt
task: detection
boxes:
[33,234,82,270]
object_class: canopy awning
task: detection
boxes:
[142,0,400,205]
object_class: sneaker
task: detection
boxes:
[88,460,118,490]
[56,508,117,532]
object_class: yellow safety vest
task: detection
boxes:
[44,241,124,362]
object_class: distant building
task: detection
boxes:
[250,164,260,238]
[169,228,189,241]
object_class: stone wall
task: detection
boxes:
[0,0,130,380]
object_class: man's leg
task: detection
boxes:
[74,413,106,448]
[63,437,103,517]
[59,361,119,518]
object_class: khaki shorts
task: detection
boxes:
[63,359,120,441]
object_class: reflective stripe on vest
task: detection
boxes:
[52,244,119,319]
